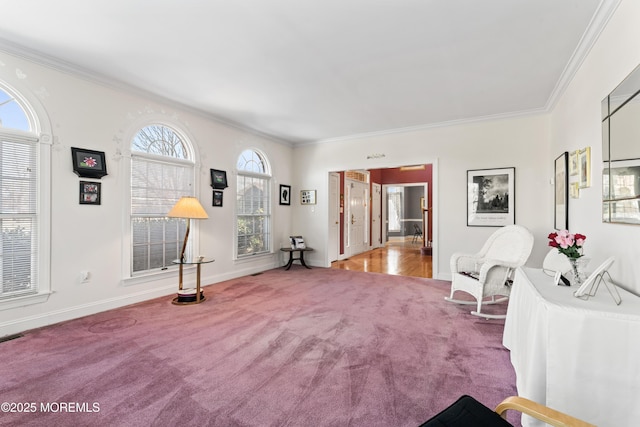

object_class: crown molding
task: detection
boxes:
[308,107,548,146]
[0,39,293,147]
[544,0,622,110]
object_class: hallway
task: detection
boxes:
[331,238,432,278]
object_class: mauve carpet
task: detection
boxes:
[0,267,519,427]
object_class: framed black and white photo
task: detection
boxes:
[279,184,291,205]
[71,147,108,179]
[467,167,515,227]
[554,152,569,230]
[210,169,228,189]
[79,181,101,205]
[212,190,223,207]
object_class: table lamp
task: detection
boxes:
[167,196,208,262]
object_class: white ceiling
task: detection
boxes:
[0,0,618,144]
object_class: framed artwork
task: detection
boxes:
[279,184,291,205]
[71,147,108,179]
[79,181,101,205]
[212,190,223,207]
[569,150,579,176]
[300,190,316,205]
[467,167,515,227]
[578,147,591,188]
[570,182,580,199]
[210,169,228,189]
[554,152,569,230]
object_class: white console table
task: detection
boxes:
[503,267,640,427]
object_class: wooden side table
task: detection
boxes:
[171,257,214,305]
[280,247,314,270]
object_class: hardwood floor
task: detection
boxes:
[331,237,433,278]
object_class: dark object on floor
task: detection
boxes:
[419,395,595,427]
[412,223,423,243]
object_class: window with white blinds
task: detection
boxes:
[130,125,194,274]
[0,134,39,299]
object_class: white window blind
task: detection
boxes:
[0,138,38,298]
[131,156,193,273]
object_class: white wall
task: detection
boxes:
[0,51,294,336]
[549,0,640,293]
[292,114,552,280]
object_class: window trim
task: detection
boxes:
[0,80,52,307]
[235,148,273,260]
[124,121,200,281]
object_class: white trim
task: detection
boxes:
[234,148,273,260]
[544,0,622,110]
[123,120,201,280]
[0,291,52,312]
[0,76,52,308]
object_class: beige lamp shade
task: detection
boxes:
[167,196,209,219]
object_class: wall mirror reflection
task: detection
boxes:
[602,63,640,224]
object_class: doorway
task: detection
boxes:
[328,164,435,278]
[383,184,427,245]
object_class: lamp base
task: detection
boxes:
[172,288,205,305]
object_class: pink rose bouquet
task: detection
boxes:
[548,230,586,259]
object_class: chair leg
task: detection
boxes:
[470,296,509,319]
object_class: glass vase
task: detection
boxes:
[568,257,589,286]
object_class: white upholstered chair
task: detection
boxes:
[446,225,534,318]
[542,248,572,276]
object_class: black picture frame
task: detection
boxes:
[279,184,291,205]
[554,152,569,230]
[212,190,223,207]
[467,167,515,227]
[210,169,228,189]
[71,147,108,179]
[79,181,101,205]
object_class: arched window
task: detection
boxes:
[236,149,271,257]
[130,124,195,274]
[0,84,47,300]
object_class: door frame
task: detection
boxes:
[325,159,439,278]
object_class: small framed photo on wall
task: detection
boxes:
[300,190,316,205]
[212,190,223,207]
[279,184,291,205]
[71,147,108,179]
[79,181,101,205]
[210,169,228,189]
[578,147,591,188]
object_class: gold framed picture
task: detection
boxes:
[570,182,580,199]
[578,147,591,188]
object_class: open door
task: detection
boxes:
[329,172,340,262]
